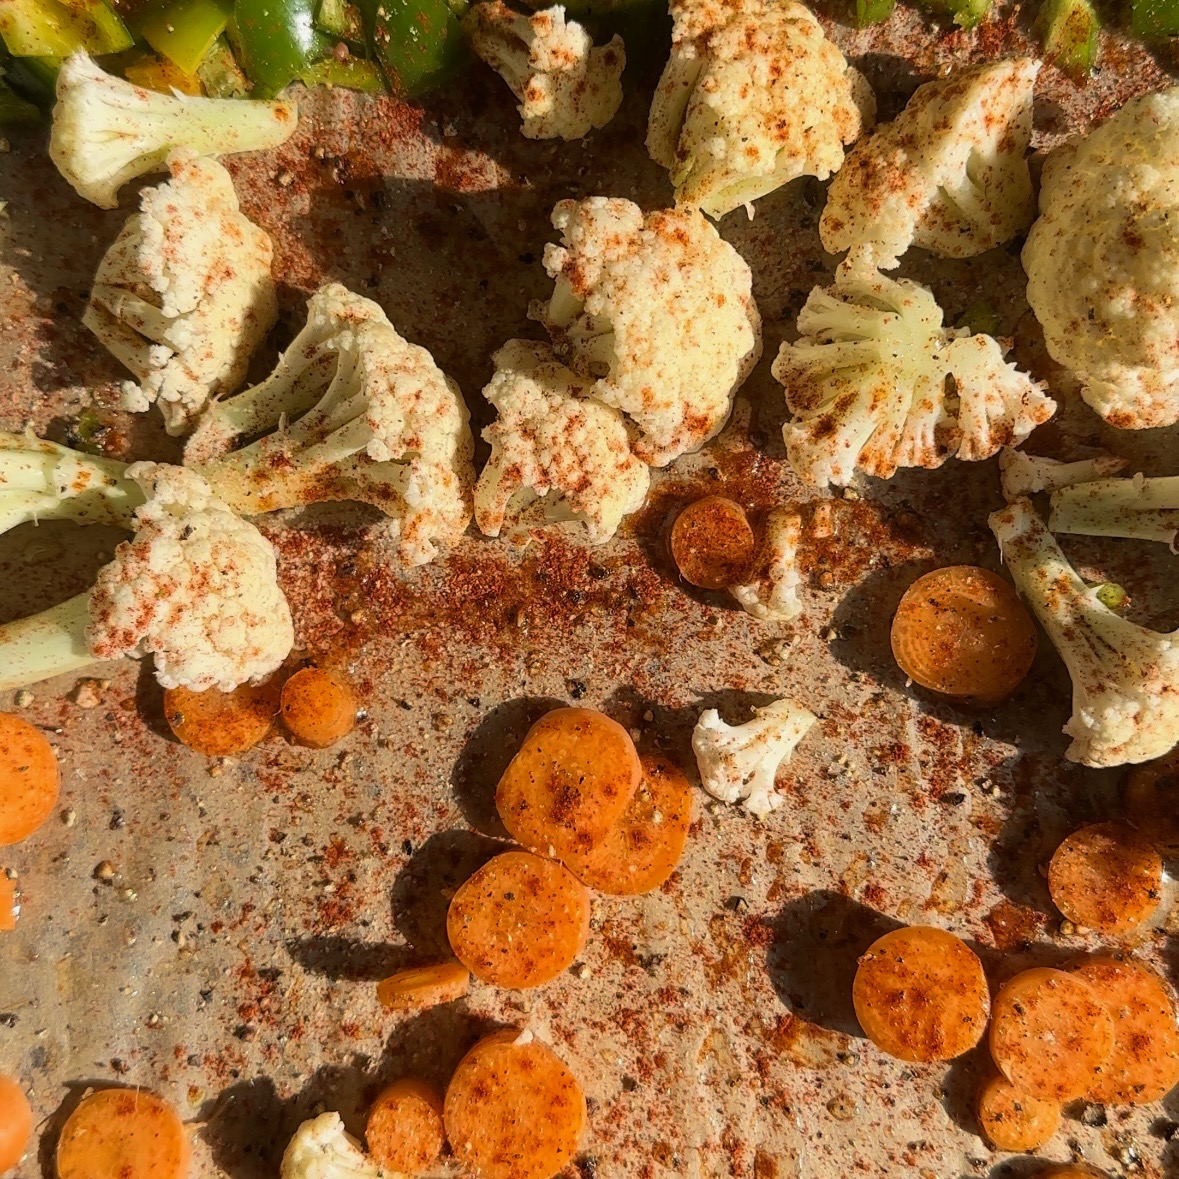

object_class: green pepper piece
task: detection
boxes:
[196,31,247,93]
[0,0,132,57]
[300,51,383,89]
[353,0,465,96]
[854,0,895,23]
[1131,0,1179,38]
[913,0,989,28]
[0,72,38,119]
[1040,0,1099,76]
[230,0,331,96]
[138,0,233,74]
[2,51,57,102]
[314,0,364,43]
[957,299,1001,338]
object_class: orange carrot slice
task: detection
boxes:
[669,496,757,589]
[366,1078,445,1175]
[280,667,358,749]
[0,1075,32,1173]
[977,1074,1059,1151]
[56,1088,190,1179]
[377,963,470,1014]
[164,680,281,757]
[0,713,60,846]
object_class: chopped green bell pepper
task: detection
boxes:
[2,51,57,103]
[1131,0,1179,38]
[230,0,331,95]
[914,0,989,28]
[957,300,1001,338]
[353,0,465,96]
[196,32,247,93]
[854,0,895,24]
[315,0,363,44]
[300,50,383,89]
[0,0,132,57]
[1040,0,1099,76]
[0,73,38,119]
[138,0,233,74]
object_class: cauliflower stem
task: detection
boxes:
[0,594,102,692]
[999,447,1127,501]
[1049,475,1179,549]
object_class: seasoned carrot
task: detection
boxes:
[56,1088,190,1179]
[366,1078,445,1174]
[164,679,281,757]
[976,1074,1059,1151]
[280,667,358,749]
[377,963,470,1014]
[496,707,641,859]
[561,755,692,895]
[0,713,60,846]
[444,1030,586,1179]
[0,876,16,932]
[1047,822,1163,935]
[852,926,989,1062]
[989,968,1114,1102]
[0,1075,32,1174]
[1074,956,1179,1104]
[1123,748,1179,851]
[669,496,757,589]
[447,851,590,989]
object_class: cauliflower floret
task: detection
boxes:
[771,268,1054,487]
[730,508,802,621]
[1048,473,1179,549]
[281,1113,390,1179]
[821,59,1039,271]
[83,152,277,436]
[692,697,817,814]
[1023,86,1179,429]
[49,53,297,209]
[474,339,650,543]
[999,447,1128,501]
[531,197,762,466]
[646,0,872,219]
[465,1,624,140]
[990,497,1179,767]
[87,462,293,691]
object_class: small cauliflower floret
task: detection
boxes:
[531,197,762,466]
[84,152,277,436]
[1049,474,1179,549]
[821,59,1039,271]
[1023,87,1179,430]
[280,1113,389,1179]
[990,497,1179,767]
[647,0,871,219]
[999,447,1128,501]
[771,268,1053,488]
[465,1,624,140]
[49,52,297,209]
[474,339,649,543]
[730,507,802,621]
[693,697,816,814]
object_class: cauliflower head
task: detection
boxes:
[465,1,624,140]
[280,1113,390,1179]
[474,339,650,543]
[646,0,872,219]
[87,462,293,692]
[730,507,802,621]
[771,268,1054,487]
[821,59,1039,271]
[49,53,297,209]
[84,152,277,436]
[692,697,817,815]
[1023,87,1179,429]
[531,197,762,466]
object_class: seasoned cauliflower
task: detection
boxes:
[692,697,817,814]
[821,59,1039,271]
[771,268,1054,487]
[50,52,297,209]
[1049,473,1179,548]
[730,508,803,621]
[84,152,277,436]
[465,1,624,140]
[1023,87,1179,429]
[474,339,650,543]
[281,1113,390,1179]
[531,197,762,466]
[646,0,871,219]
[999,447,1127,501]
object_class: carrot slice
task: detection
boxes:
[561,755,692,895]
[164,679,281,757]
[1123,749,1179,851]
[989,968,1115,1102]
[0,876,16,932]
[0,1075,32,1173]
[0,713,60,846]
[1047,822,1163,935]
[495,707,641,859]
[1073,956,1179,1104]
[851,926,989,1062]
[976,1074,1059,1151]
[377,963,470,1014]
[444,1030,586,1179]
[56,1088,190,1179]
[447,850,590,989]
[366,1078,445,1175]
[669,496,757,589]
[280,667,358,749]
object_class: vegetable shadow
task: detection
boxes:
[283,935,416,981]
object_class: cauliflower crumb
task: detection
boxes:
[730,507,803,621]
[646,0,872,219]
[465,1,624,140]
[531,197,761,466]
[474,339,650,543]
[280,1112,387,1179]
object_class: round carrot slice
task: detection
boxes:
[447,851,590,989]
[164,679,281,757]
[976,1074,1059,1151]
[377,963,470,1014]
[1123,749,1179,851]
[561,755,692,895]
[280,667,358,749]
[852,926,989,1062]
[366,1078,445,1175]
[495,707,641,859]
[1073,956,1179,1105]
[0,1075,32,1173]
[1047,822,1163,935]
[669,496,757,590]
[56,1088,190,1179]
[890,566,1037,704]
[444,1030,586,1179]
[0,713,60,846]
[989,968,1115,1102]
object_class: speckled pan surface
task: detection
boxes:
[1,14,1178,1178]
